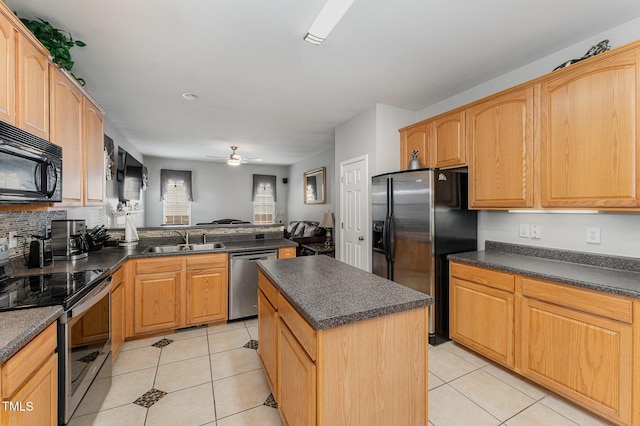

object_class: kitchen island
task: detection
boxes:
[256,255,433,426]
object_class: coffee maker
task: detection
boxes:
[51,220,89,260]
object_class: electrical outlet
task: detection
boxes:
[8,231,17,248]
[587,227,601,244]
[530,225,541,239]
[519,224,530,238]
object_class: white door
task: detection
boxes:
[340,155,368,270]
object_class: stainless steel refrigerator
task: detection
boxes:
[372,168,477,345]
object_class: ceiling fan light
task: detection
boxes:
[227,158,242,166]
[304,0,356,45]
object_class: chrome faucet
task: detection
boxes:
[170,230,189,244]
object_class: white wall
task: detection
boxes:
[416,17,640,258]
[143,156,288,227]
[286,146,335,225]
[333,104,415,261]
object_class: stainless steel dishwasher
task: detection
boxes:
[229,249,278,320]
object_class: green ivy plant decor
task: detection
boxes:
[18,16,87,86]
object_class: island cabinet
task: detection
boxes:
[540,47,640,208]
[129,253,228,337]
[399,122,429,170]
[0,322,57,425]
[257,258,430,426]
[111,265,127,362]
[449,262,515,368]
[468,85,536,209]
[450,260,640,425]
[257,272,279,399]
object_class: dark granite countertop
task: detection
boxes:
[257,256,433,330]
[448,241,640,298]
[0,237,296,363]
[0,306,62,364]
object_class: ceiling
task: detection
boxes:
[7,0,640,165]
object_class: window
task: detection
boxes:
[252,174,277,224]
[161,169,193,225]
[163,181,191,225]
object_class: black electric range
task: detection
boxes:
[0,269,108,311]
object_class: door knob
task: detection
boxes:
[358,236,364,241]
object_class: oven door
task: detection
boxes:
[59,276,112,424]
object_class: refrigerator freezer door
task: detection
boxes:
[390,170,433,295]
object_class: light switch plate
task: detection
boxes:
[519,224,530,238]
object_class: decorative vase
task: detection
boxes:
[408,150,421,170]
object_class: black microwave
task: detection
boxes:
[0,121,62,203]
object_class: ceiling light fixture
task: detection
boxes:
[304,0,356,45]
[182,93,199,101]
[226,158,241,166]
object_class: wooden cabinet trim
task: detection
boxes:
[277,293,317,361]
[135,257,183,274]
[185,253,227,270]
[1,322,56,398]
[521,277,633,323]
[258,271,279,305]
[451,262,515,292]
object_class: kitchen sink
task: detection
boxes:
[146,242,226,253]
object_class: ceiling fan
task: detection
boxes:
[207,146,258,166]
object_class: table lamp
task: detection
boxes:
[319,211,334,247]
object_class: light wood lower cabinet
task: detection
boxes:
[257,272,278,398]
[449,263,515,368]
[130,254,228,337]
[278,247,296,259]
[278,319,316,426]
[1,322,57,425]
[258,270,428,425]
[521,277,633,425]
[450,261,639,425]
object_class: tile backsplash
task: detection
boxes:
[0,210,67,259]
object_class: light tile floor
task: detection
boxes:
[69,320,611,426]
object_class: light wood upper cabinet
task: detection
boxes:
[50,65,83,205]
[17,32,49,140]
[0,10,15,125]
[541,48,640,208]
[399,122,429,170]
[83,98,104,205]
[431,109,466,169]
[469,86,536,208]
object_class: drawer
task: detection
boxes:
[1,322,57,398]
[258,272,278,306]
[186,253,227,270]
[451,262,514,292]
[136,257,183,274]
[278,293,317,361]
[278,247,296,259]
[522,277,633,323]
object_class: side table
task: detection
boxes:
[301,243,335,257]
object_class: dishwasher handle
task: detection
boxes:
[229,250,278,261]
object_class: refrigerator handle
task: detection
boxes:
[383,216,390,262]
[388,215,395,262]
